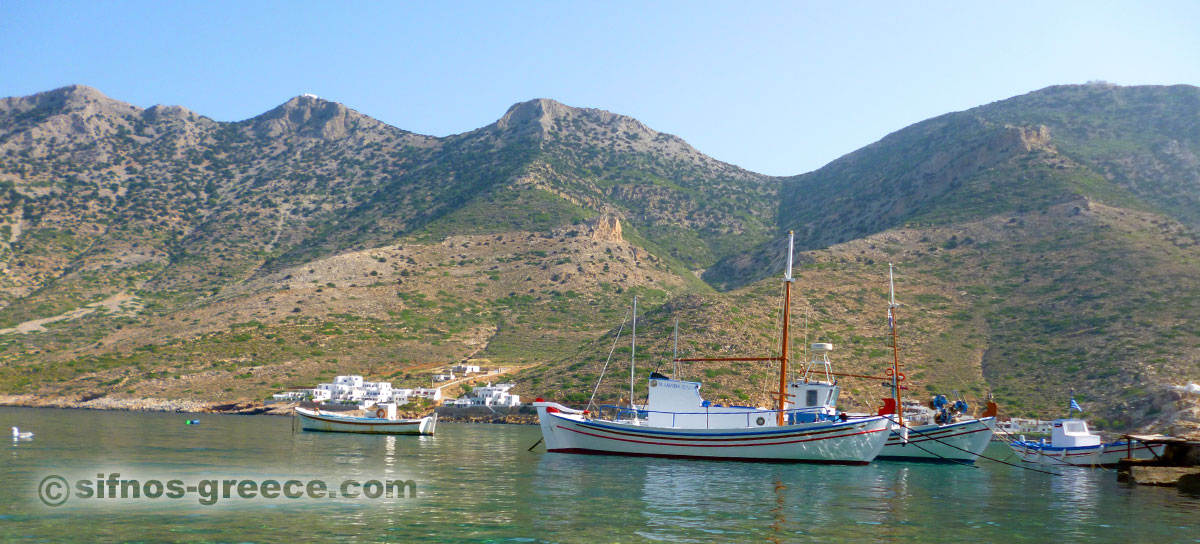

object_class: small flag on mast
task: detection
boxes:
[1070,398,1082,413]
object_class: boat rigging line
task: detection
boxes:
[586,307,632,414]
[630,297,637,410]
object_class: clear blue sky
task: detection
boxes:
[2,1,1197,176]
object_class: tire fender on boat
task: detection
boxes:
[376,408,386,419]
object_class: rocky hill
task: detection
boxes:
[529,83,1200,427]
[0,83,1197,431]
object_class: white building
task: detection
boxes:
[452,364,481,374]
[362,380,393,401]
[449,382,521,407]
[434,372,455,382]
[391,388,414,405]
[271,388,330,402]
[997,417,1054,434]
[271,390,306,401]
[273,376,440,406]
[274,375,397,405]
[413,387,443,402]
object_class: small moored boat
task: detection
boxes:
[295,404,436,435]
[1007,397,1162,467]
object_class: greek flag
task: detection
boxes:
[1070,398,1082,413]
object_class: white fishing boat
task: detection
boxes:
[1007,398,1162,467]
[871,264,997,462]
[295,403,437,435]
[878,401,996,463]
[533,232,894,465]
[786,341,996,463]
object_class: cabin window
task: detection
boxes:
[806,390,818,407]
[1064,422,1085,433]
[829,390,839,406]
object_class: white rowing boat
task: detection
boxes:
[295,406,437,435]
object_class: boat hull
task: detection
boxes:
[535,403,891,464]
[296,408,436,435]
[1007,440,1163,468]
[877,417,996,463]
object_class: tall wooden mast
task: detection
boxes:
[671,232,797,427]
[777,231,795,426]
[888,263,904,428]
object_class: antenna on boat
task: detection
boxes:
[630,296,637,412]
[672,319,679,377]
[803,308,809,379]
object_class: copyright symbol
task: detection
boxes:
[38,475,69,507]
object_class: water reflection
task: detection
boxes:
[768,479,787,544]
[1,407,1198,543]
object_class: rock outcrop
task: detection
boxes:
[587,214,623,242]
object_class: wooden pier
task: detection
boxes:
[1116,434,1200,492]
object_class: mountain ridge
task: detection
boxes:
[0,83,1197,431]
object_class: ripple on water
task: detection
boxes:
[1,407,1198,543]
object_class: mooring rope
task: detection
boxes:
[891,419,1063,476]
[889,429,979,468]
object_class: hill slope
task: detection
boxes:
[0,83,1197,430]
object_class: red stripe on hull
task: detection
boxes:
[545,447,872,465]
[575,421,852,443]
[298,411,423,427]
[557,424,886,448]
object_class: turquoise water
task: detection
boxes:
[1,406,1197,543]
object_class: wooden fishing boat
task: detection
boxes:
[784,264,998,463]
[533,232,893,464]
[295,405,437,435]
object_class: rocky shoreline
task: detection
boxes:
[0,394,293,416]
[0,395,540,424]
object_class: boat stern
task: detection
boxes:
[420,413,438,435]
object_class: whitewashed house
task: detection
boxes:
[271,390,306,401]
[391,388,414,405]
[452,364,481,375]
[271,388,330,402]
[996,417,1054,434]
[450,382,521,407]
[272,375,411,405]
[362,380,393,402]
[434,372,455,382]
[413,387,443,402]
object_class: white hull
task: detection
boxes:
[1008,439,1163,467]
[296,407,437,435]
[878,417,996,462]
[535,402,891,464]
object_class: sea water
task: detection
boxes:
[1,406,1196,542]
